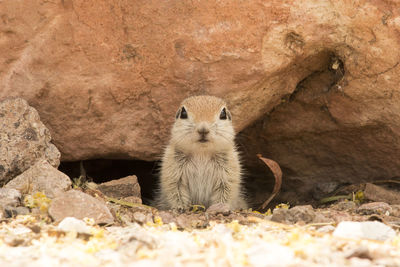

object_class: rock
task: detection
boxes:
[4,160,71,199]
[4,206,30,217]
[357,202,392,216]
[157,211,176,225]
[390,205,400,217]
[97,175,141,200]
[271,205,316,224]
[331,211,354,224]
[3,1,400,204]
[334,201,357,211]
[176,213,208,229]
[206,203,231,215]
[270,208,290,223]
[48,190,114,225]
[0,98,60,184]
[333,221,396,241]
[132,212,153,224]
[0,188,21,208]
[123,196,142,204]
[58,217,91,234]
[313,213,333,224]
[363,183,400,204]
[288,205,316,224]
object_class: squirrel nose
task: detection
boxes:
[197,127,210,135]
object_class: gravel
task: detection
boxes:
[0,215,400,266]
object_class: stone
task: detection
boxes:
[157,211,176,225]
[390,205,400,217]
[123,196,142,204]
[97,175,141,200]
[206,203,231,215]
[48,190,114,225]
[131,212,153,225]
[271,205,316,224]
[3,1,400,204]
[288,205,316,224]
[0,188,21,208]
[4,160,72,199]
[333,221,396,241]
[58,217,91,234]
[313,213,333,224]
[271,208,290,224]
[0,98,60,185]
[4,206,30,217]
[334,201,357,211]
[357,202,392,216]
[363,183,400,205]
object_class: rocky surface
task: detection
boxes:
[48,190,114,225]
[0,205,400,266]
[0,98,60,185]
[4,160,71,199]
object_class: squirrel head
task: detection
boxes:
[170,95,235,154]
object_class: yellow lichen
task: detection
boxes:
[275,203,290,210]
[24,192,51,212]
[153,216,163,226]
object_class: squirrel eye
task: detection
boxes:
[180,107,188,119]
[220,108,227,120]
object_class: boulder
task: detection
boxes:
[4,160,71,199]
[0,98,60,184]
[48,190,114,224]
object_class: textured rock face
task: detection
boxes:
[2,1,400,202]
[4,160,71,199]
[0,98,60,184]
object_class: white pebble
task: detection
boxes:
[58,217,91,234]
[333,221,395,241]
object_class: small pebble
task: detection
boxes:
[58,217,91,234]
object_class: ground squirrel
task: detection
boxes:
[156,95,247,210]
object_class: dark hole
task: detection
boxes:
[59,159,159,205]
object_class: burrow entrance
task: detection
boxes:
[58,158,272,208]
[59,159,160,205]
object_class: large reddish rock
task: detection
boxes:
[2,1,400,203]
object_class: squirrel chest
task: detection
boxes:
[178,152,230,207]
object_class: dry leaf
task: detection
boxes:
[257,154,282,210]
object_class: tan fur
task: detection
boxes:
[156,95,247,210]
